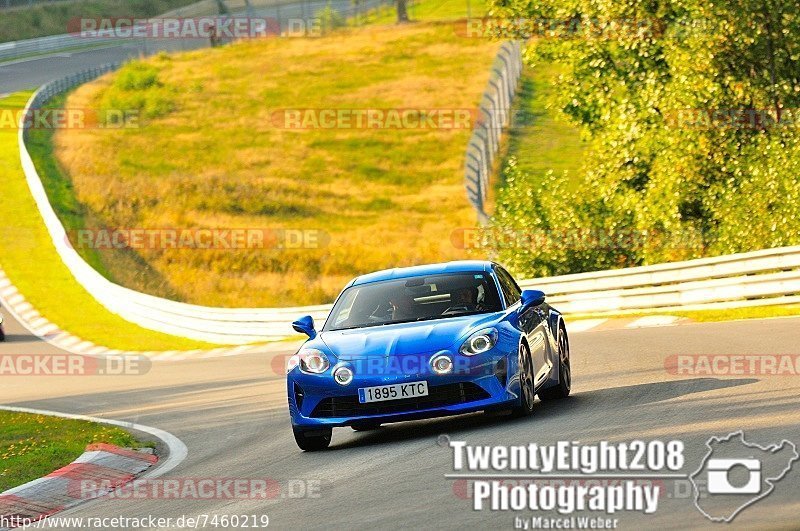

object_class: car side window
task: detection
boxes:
[495,266,521,306]
[333,288,359,326]
[504,267,523,296]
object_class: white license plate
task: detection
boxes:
[358,381,429,404]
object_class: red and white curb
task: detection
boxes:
[0,406,188,530]
[0,268,275,362]
[0,444,156,529]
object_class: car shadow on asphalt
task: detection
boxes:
[330,377,759,451]
[0,333,35,343]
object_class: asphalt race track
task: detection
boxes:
[3,12,799,531]
[0,45,144,95]
[2,305,799,530]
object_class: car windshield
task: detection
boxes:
[324,272,503,331]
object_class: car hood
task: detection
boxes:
[318,314,500,360]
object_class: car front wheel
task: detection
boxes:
[513,342,535,416]
[292,426,332,451]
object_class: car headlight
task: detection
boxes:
[430,354,453,375]
[459,328,498,356]
[288,348,330,374]
[333,365,354,385]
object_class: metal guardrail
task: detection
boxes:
[20,67,335,344]
[464,41,523,224]
[163,0,391,19]
[0,0,392,60]
[518,246,800,315]
[15,30,800,344]
[146,0,392,55]
[11,0,384,343]
[21,63,121,100]
[17,67,800,342]
[0,33,139,62]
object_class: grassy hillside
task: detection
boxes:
[0,92,215,350]
[0,0,198,43]
[54,21,500,307]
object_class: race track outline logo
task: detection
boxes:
[690,431,799,522]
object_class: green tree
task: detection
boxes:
[487,0,800,277]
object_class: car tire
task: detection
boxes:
[539,325,571,400]
[0,325,4,342]
[513,341,535,417]
[292,426,332,451]
[351,422,381,432]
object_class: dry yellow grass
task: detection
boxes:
[55,22,500,307]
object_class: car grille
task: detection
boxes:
[310,382,490,418]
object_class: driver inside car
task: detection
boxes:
[453,286,477,308]
[449,284,489,312]
[388,291,417,321]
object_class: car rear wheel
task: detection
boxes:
[539,325,571,400]
[0,325,4,342]
[513,342,535,416]
[292,426,332,451]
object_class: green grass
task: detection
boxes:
[0,92,216,351]
[0,0,199,43]
[27,93,187,301]
[570,304,800,323]
[673,305,800,323]
[0,411,145,491]
[27,94,109,277]
[502,61,587,191]
[367,0,487,24]
[54,20,501,307]
[370,4,590,263]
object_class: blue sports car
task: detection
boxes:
[286,261,571,451]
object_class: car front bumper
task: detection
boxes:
[287,350,520,428]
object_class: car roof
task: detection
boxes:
[349,261,495,287]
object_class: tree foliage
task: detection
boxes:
[488,0,800,277]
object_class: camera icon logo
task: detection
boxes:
[706,458,761,495]
[690,431,798,522]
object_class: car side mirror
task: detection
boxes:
[519,290,546,311]
[292,315,316,339]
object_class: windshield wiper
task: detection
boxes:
[332,322,390,331]
[332,317,432,331]
[331,311,491,331]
